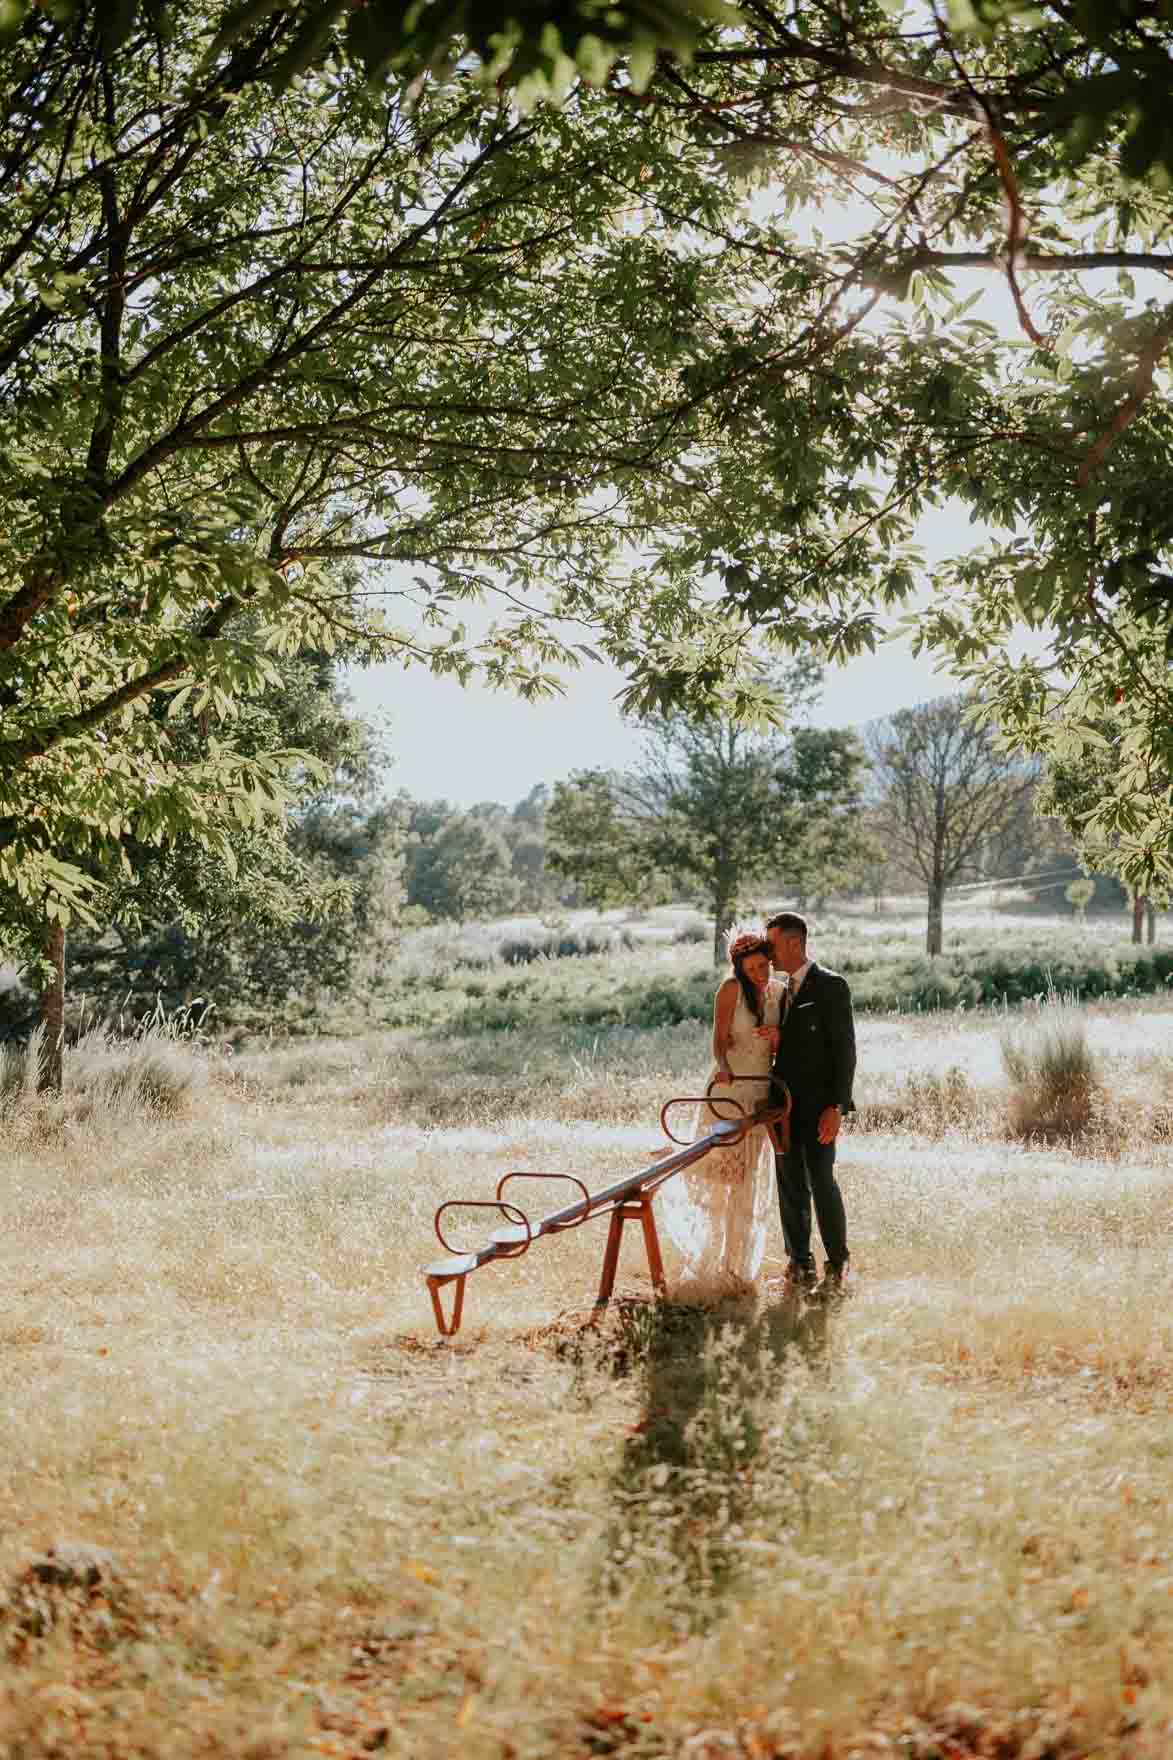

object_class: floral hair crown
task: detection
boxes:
[726,928,769,966]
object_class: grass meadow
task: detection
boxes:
[2,907,1172,1758]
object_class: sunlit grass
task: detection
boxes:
[1,986,1172,1754]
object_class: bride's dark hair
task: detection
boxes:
[730,936,770,1026]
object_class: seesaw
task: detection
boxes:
[422,1080,791,1336]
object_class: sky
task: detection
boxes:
[342,604,968,808]
[341,498,988,809]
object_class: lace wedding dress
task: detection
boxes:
[657,981,781,1301]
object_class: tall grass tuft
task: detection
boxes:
[0,1021,46,1105]
[1000,992,1100,1140]
[0,1014,208,1135]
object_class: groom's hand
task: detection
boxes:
[816,1104,842,1145]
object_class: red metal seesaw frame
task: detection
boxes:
[422,1081,791,1336]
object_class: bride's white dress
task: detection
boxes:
[657,980,781,1300]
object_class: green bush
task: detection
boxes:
[348,935,1173,1045]
[498,925,635,964]
[835,941,1173,1014]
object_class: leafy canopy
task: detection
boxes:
[601,0,1173,889]
[0,0,734,109]
[3,2,869,949]
[12,0,1173,955]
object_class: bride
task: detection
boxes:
[658,929,782,1300]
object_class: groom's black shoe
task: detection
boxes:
[813,1261,850,1303]
[778,1258,818,1298]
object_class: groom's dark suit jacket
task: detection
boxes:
[771,961,857,1121]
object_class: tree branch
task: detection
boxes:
[86,63,128,486]
[688,33,1049,121]
[904,249,1173,274]
[11,593,247,761]
[1076,308,1173,487]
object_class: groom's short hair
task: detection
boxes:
[766,911,808,945]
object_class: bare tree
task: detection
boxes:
[867,696,1037,956]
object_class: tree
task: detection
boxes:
[544,771,678,918]
[868,695,1038,956]
[1065,878,1095,921]
[846,806,909,914]
[404,801,521,922]
[399,784,564,918]
[16,0,1173,1015]
[503,785,560,911]
[69,800,406,1027]
[1032,711,1165,947]
[64,656,405,1029]
[548,667,870,961]
[15,0,1173,185]
[3,2,864,1016]
[597,4,1173,894]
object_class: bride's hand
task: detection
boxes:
[756,1025,780,1051]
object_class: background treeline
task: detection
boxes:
[4,671,1145,1046]
[402,786,564,923]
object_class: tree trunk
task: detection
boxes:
[926,879,944,957]
[1146,900,1157,944]
[713,896,734,967]
[37,918,66,1094]
[1132,893,1145,945]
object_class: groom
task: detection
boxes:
[765,911,856,1301]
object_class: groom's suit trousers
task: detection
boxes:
[774,1109,848,1270]
[770,961,855,1270]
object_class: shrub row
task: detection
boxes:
[450,970,716,1035]
[439,945,1173,1037]
[497,925,637,965]
[138,933,1173,1046]
[398,922,639,972]
[847,947,1173,1012]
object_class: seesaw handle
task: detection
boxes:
[495,1171,591,1230]
[658,1093,748,1146]
[434,1199,532,1258]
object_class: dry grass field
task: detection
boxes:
[2,976,1172,1758]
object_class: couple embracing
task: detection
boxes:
[658,912,857,1304]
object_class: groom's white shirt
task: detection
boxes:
[787,959,812,1001]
